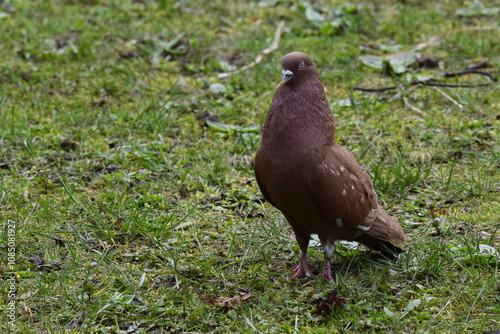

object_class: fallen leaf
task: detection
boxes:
[54,238,66,247]
[60,139,78,151]
[202,292,252,310]
[206,120,259,133]
[314,290,348,315]
[384,306,398,320]
[305,6,325,23]
[114,218,124,227]
[19,290,37,300]
[209,83,227,95]
[21,255,45,266]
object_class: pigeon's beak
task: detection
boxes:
[282,70,293,82]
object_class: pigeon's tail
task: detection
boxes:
[353,234,404,259]
[353,208,404,258]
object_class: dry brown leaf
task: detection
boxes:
[201,292,252,310]
[21,255,45,266]
[314,290,348,315]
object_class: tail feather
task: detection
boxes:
[353,234,404,259]
[360,208,405,252]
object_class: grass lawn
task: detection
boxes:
[1,0,499,333]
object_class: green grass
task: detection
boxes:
[1,0,499,332]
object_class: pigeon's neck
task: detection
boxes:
[262,78,335,149]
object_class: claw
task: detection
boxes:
[291,252,311,278]
[292,263,311,278]
[319,260,334,282]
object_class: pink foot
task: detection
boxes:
[318,270,334,282]
[319,261,334,282]
[292,262,311,278]
[292,253,312,278]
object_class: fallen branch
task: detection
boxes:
[417,82,493,88]
[353,66,497,92]
[353,81,494,92]
[429,86,464,109]
[218,21,285,79]
[353,85,399,92]
[242,315,266,334]
[403,96,430,117]
[443,69,495,81]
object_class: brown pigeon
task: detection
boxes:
[254,52,404,282]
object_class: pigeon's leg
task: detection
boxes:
[292,231,311,278]
[319,239,335,282]
[293,252,311,278]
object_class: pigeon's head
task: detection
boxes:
[281,52,318,84]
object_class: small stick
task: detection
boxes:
[403,96,430,117]
[443,69,496,81]
[429,86,464,109]
[218,21,285,79]
[353,71,496,92]
[352,85,398,92]
[242,315,265,334]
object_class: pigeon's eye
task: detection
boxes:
[298,61,305,70]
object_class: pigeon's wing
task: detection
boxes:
[254,148,278,208]
[310,144,404,246]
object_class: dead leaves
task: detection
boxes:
[201,287,348,318]
[201,291,252,311]
[21,254,62,271]
[201,288,348,319]
[314,290,348,316]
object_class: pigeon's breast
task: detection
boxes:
[255,145,328,228]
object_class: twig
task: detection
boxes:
[242,314,265,334]
[429,86,464,109]
[353,68,496,92]
[433,298,453,320]
[218,21,285,79]
[262,21,286,55]
[416,82,493,88]
[403,96,430,117]
[466,61,491,71]
[353,85,398,92]
[443,69,495,81]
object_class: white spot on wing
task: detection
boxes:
[351,185,355,190]
[356,225,371,231]
[340,166,345,172]
[341,189,347,196]
[336,218,343,227]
